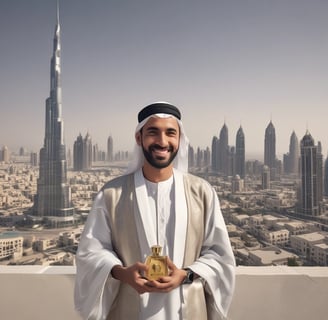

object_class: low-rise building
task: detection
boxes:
[262,229,290,246]
[290,232,328,265]
[0,232,23,260]
[248,247,297,266]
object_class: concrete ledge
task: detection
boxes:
[0,266,327,320]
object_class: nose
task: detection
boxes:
[156,132,168,146]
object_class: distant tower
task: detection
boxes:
[83,133,92,169]
[1,146,10,163]
[73,134,83,171]
[73,133,92,171]
[235,126,245,178]
[264,121,276,180]
[93,144,99,162]
[30,152,38,166]
[107,135,113,162]
[228,146,235,176]
[324,155,328,197]
[33,4,74,227]
[284,131,299,175]
[188,145,195,168]
[317,141,323,205]
[262,165,271,190]
[299,131,322,216]
[211,136,219,172]
[219,123,229,175]
[204,147,211,168]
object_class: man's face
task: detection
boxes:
[136,116,180,169]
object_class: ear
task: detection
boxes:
[135,131,142,146]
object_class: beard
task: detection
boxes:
[142,144,178,169]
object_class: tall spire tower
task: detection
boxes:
[264,120,277,180]
[33,2,74,227]
[235,126,245,178]
[299,131,322,216]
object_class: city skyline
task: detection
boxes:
[1,0,328,160]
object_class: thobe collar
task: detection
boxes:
[134,168,187,268]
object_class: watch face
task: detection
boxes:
[187,270,194,282]
[183,269,194,284]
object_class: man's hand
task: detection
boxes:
[111,262,150,294]
[111,258,188,295]
[145,257,187,293]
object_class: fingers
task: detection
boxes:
[125,261,185,294]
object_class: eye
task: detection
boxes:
[167,129,178,137]
[147,129,158,136]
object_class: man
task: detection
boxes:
[74,102,235,320]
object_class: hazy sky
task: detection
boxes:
[1,0,328,160]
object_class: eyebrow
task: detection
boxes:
[145,126,178,133]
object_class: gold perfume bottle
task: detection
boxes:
[145,245,168,281]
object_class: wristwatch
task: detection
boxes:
[182,268,194,284]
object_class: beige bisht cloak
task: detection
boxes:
[74,169,235,320]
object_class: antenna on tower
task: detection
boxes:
[57,0,60,24]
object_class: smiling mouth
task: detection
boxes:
[150,145,172,157]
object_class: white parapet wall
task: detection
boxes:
[0,266,328,320]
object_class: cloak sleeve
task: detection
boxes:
[188,184,236,320]
[74,191,122,320]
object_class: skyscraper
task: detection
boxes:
[264,121,276,180]
[73,134,84,171]
[284,131,299,176]
[73,133,93,171]
[33,5,74,227]
[107,135,114,162]
[235,126,245,178]
[299,131,322,216]
[219,123,229,175]
[211,136,219,172]
[0,146,10,163]
[262,165,271,190]
[188,145,195,168]
[324,155,328,197]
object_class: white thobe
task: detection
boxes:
[74,169,235,320]
[134,169,187,319]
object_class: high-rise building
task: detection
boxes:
[317,141,323,205]
[188,145,195,168]
[264,121,276,180]
[73,134,83,171]
[299,131,323,216]
[235,126,245,178]
[19,147,26,156]
[30,152,38,166]
[219,123,229,175]
[204,147,211,168]
[73,133,92,171]
[262,165,271,190]
[0,146,10,163]
[93,143,99,162]
[324,155,328,197]
[283,131,299,176]
[33,5,74,227]
[107,135,113,162]
[84,133,93,168]
[211,136,219,172]
[228,146,235,176]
